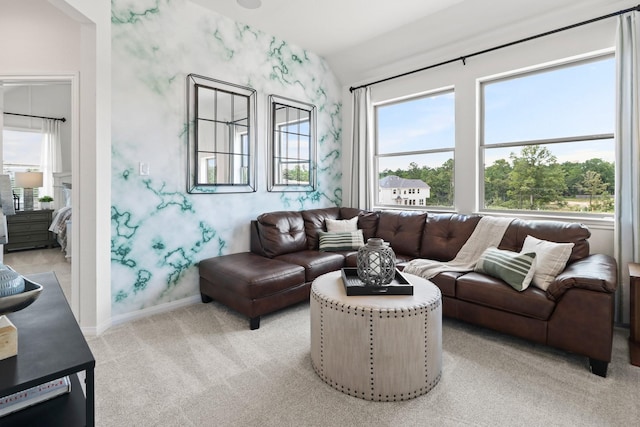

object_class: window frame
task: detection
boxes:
[478,52,615,218]
[373,86,455,210]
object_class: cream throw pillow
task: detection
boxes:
[521,235,574,291]
[326,217,358,232]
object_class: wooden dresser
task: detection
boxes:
[4,210,55,253]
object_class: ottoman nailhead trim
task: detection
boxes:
[369,312,375,400]
[319,299,324,374]
[425,309,429,383]
[311,279,443,402]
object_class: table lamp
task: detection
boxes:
[14,172,43,211]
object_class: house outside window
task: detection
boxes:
[375,88,455,209]
[480,53,615,215]
[379,175,430,206]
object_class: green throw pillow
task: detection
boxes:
[475,247,537,291]
[318,230,365,251]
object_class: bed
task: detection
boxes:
[50,174,72,259]
[49,205,72,259]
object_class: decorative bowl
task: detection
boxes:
[0,279,43,316]
[0,268,25,297]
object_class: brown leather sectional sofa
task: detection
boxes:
[199,207,618,376]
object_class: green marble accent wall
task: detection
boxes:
[111,0,342,315]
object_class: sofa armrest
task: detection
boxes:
[546,254,618,301]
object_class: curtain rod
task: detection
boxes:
[2,112,66,123]
[349,4,640,92]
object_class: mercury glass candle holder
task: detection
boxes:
[356,238,396,287]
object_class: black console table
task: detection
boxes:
[0,272,95,426]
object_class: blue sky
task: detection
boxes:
[376,55,615,171]
[2,129,41,168]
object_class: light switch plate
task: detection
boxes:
[139,162,149,176]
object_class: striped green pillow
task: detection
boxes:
[475,247,537,291]
[318,230,365,251]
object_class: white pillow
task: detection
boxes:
[326,217,358,232]
[520,235,574,291]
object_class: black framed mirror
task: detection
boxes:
[187,74,257,193]
[267,95,316,192]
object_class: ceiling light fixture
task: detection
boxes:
[237,0,262,9]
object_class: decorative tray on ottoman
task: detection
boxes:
[341,268,414,296]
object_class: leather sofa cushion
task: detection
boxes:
[498,218,590,262]
[302,207,341,250]
[341,208,379,242]
[394,253,415,264]
[344,251,358,267]
[429,271,466,298]
[257,211,307,258]
[199,253,306,299]
[376,210,427,257]
[456,272,555,321]
[420,214,481,261]
[276,250,346,282]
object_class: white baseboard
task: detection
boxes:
[108,294,202,328]
[81,318,112,336]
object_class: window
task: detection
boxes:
[2,129,42,202]
[481,54,615,215]
[375,89,455,208]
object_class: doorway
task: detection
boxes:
[0,74,79,315]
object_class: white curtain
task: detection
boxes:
[615,11,640,324]
[348,87,374,209]
[40,118,62,200]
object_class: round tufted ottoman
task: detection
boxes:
[310,270,442,402]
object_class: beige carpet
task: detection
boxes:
[87,300,640,426]
[3,247,71,299]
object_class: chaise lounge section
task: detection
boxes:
[198,207,617,376]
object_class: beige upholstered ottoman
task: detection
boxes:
[310,270,442,402]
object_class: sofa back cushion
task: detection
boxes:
[376,210,427,257]
[341,208,379,243]
[498,218,590,262]
[301,208,341,250]
[419,214,482,261]
[256,211,308,258]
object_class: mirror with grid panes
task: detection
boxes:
[187,74,256,193]
[267,95,316,192]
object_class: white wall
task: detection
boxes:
[1,0,112,333]
[0,0,81,71]
[52,0,112,334]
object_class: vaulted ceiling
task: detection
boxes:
[193,0,631,85]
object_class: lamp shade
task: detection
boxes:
[14,172,43,189]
